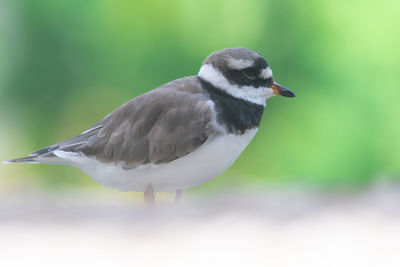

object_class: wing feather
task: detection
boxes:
[30,77,221,169]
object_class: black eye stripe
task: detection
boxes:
[223,69,273,88]
[243,67,258,80]
[243,67,257,76]
[212,56,271,88]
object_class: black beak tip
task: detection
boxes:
[281,89,295,98]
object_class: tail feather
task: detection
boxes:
[4,156,39,164]
[5,144,60,164]
[29,145,59,156]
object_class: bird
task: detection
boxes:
[5,48,295,205]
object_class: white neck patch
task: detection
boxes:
[198,64,275,106]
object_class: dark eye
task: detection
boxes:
[243,67,257,80]
[266,78,273,87]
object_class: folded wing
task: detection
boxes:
[13,81,220,169]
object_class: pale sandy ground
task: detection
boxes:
[1,181,400,267]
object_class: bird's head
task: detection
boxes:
[198,48,295,106]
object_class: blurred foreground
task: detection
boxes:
[1,181,400,267]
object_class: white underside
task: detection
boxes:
[49,129,258,192]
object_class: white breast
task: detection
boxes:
[54,129,258,192]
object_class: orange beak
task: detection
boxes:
[270,83,295,97]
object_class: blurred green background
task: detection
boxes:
[1,0,399,192]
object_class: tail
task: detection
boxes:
[4,144,60,164]
[4,156,39,164]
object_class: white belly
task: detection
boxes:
[55,129,257,192]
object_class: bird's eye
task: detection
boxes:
[266,78,273,87]
[243,67,257,80]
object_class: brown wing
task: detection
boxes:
[32,77,220,169]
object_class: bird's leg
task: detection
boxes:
[144,184,156,206]
[174,189,184,203]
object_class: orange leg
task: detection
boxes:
[175,189,184,203]
[144,184,155,206]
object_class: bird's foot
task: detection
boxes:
[144,184,156,206]
[174,189,184,204]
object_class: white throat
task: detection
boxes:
[198,64,275,106]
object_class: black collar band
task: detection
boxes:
[198,77,265,134]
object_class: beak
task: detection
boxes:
[270,83,295,98]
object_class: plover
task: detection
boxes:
[5,48,295,205]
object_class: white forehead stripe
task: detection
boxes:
[226,57,254,70]
[259,67,273,79]
[198,64,276,106]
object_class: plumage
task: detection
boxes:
[5,47,295,203]
[199,78,264,134]
[19,77,222,169]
